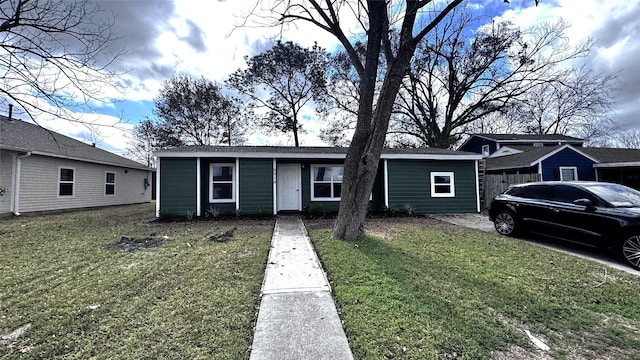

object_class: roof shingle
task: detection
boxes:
[0,116,152,170]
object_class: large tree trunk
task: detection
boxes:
[332,5,416,239]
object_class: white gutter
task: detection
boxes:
[13,151,32,215]
[155,151,482,161]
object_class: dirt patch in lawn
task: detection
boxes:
[209,227,236,242]
[107,235,168,252]
[304,216,442,239]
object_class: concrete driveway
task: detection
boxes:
[430,213,640,276]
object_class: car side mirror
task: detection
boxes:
[574,198,595,209]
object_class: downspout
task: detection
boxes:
[155,156,160,217]
[13,151,32,216]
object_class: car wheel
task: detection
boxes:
[621,234,640,270]
[494,211,518,236]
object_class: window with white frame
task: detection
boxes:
[59,167,75,196]
[210,164,235,202]
[105,172,116,195]
[559,166,578,181]
[430,172,455,197]
[482,145,490,157]
[311,165,343,201]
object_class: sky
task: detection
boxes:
[9,0,640,158]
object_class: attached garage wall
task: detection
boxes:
[160,158,197,216]
[387,160,477,213]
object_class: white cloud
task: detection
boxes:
[14,0,640,153]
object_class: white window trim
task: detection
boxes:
[105,171,116,196]
[58,166,75,198]
[482,145,490,157]
[430,171,455,198]
[311,164,343,201]
[559,166,578,181]
[209,163,235,203]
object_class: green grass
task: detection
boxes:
[0,204,273,359]
[309,218,640,359]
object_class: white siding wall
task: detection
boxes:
[16,155,152,213]
[0,150,14,215]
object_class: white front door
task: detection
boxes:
[277,164,301,211]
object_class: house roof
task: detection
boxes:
[0,116,152,171]
[472,133,585,143]
[155,145,482,160]
[581,147,640,168]
[485,146,561,171]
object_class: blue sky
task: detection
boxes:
[13,0,640,156]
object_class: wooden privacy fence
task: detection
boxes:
[483,173,541,210]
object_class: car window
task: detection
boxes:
[584,183,640,208]
[553,185,595,204]
[518,185,553,200]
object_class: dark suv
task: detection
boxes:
[488,181,640,270]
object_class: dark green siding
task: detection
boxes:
[160,158,197,216]
[387,160,477,213]
[301,160,384,213]
[239,159,273,214]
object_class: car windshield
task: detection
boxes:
[583,183,640,208]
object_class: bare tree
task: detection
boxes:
[247,0,538,240]
[508,65,616,139]
[126,118,156,168]
[616,129,640,149]
[391,13,596,149]
[0,0,123,125]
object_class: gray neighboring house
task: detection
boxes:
[0,116,154,216]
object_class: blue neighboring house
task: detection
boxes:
[484,144,598,181]
[482,144,640,190]
[459,134,585,158]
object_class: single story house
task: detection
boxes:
[459,134,585,158]
[0,115,154,216]
[484,144,640,189]
[154,146,483,217]
[485,144,598,181]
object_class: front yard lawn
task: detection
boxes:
[308,217,640,359]
[0,204,273,359]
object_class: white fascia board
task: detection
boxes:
[155,151,347,159]
[155,151,482,161]
[594,162,640,168]
[380,154,482,160]
[528,145,600,167]
[489,146,523,158]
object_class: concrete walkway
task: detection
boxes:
[250,215,353,360]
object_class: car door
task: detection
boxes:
[513,184,556,233]
[546,184,614,246]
